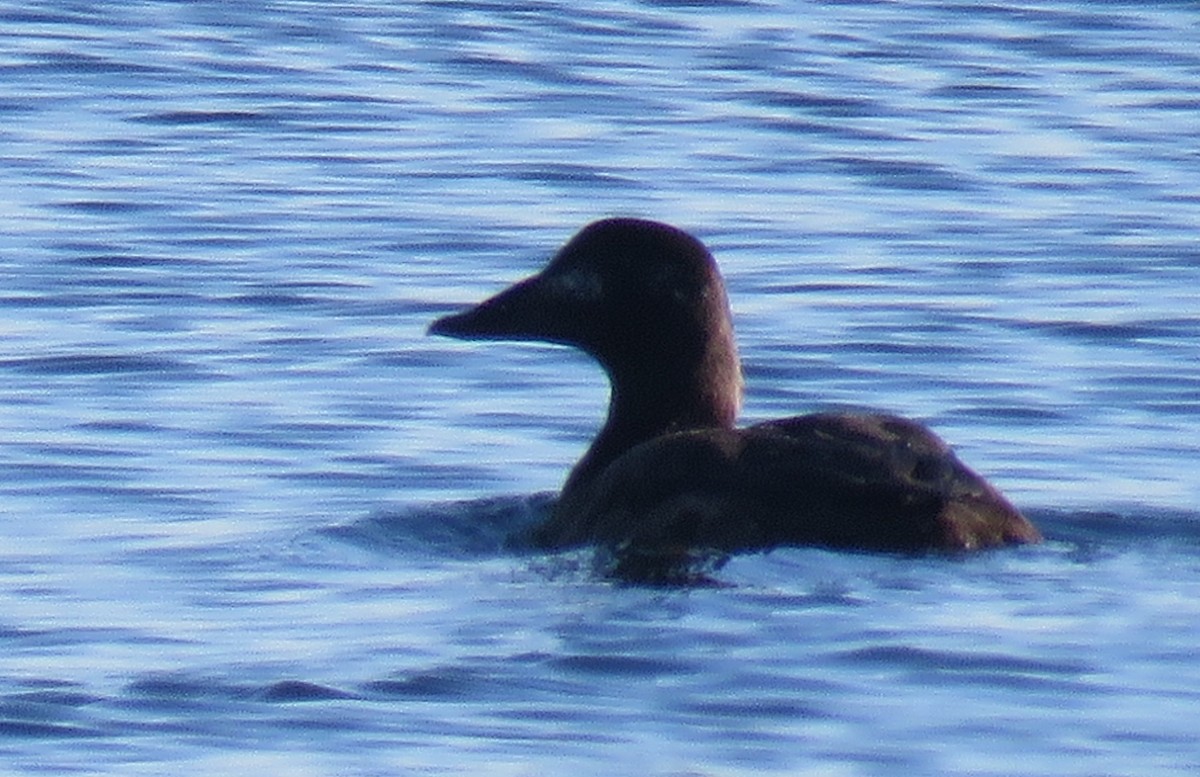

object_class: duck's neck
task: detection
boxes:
[561,334,742,497]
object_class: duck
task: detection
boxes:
[429,218,1041,562]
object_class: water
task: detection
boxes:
[2,0,1199,773]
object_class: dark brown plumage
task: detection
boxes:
[429,218,1040,559]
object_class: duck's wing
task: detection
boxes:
[748,412,1039,550]
[536,412,1039,555]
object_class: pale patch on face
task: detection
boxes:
[544,265,603,303]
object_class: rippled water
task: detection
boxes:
[3,1,1200,774]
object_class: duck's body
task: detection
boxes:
[429,218,1040,557]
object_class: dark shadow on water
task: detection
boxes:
[320,493,555,560]
[321,492,728,584]
[1028,506,1200,554]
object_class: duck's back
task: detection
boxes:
[534,411,1040,554]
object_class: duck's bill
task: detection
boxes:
[428,273,559,342]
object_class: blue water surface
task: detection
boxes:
[2,1,1199,774]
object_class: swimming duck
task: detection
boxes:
[429,218,1041,558]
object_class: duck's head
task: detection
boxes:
[429,218,739,388]
[430,218,744,490]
